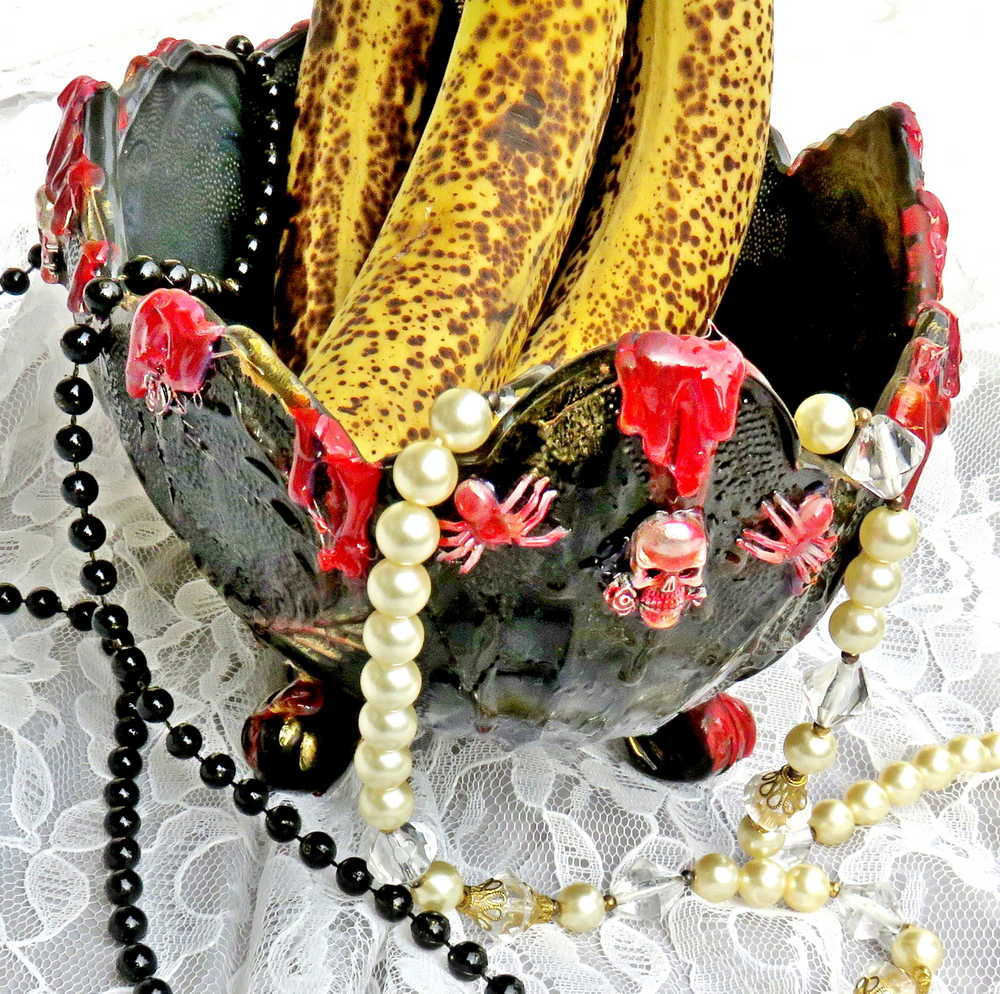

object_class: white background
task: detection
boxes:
[1,2,998,993]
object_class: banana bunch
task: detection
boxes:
[282,0,774,462]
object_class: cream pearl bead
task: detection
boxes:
[429,388,494,454]
[375,501,441,566]
[794,393,856,454]
[413,861,465,913]
[809,799,856,846]
[354,741,413,789]
[366,560,432,617]
[913,744,957,791]
[843,554,903,608]
[879,761,925,807]
[891,925,945,974]
[358,703,418,749]
[393,440,459,507]
[981,732,1000,772]
[737,816,785,859]
[783,723,838,775]
[361,658,422,710]
[358,782,415,832]
[948,734,989,773]
[844,780,891,826]
[828,600,885,655]
[556,882,607,932]
[783,863,831,913]
[362,611,424,665]
[859,506,920,563]
[738,858,786,908]
[691,853,741,903]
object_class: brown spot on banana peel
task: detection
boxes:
[303,0,629,462]
[274,0,456,372]
[515,0,774,377]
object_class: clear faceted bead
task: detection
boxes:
[778,822,815,864]
[494,873,540,933]
[805,658,870,729]
[744,769,812,832]
[367,821,438,885]
[843,414,926,500]
[611,859,688,922]
[836,882,907,942]
[853,962,918,994]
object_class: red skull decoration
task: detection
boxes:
[604,509,708,630]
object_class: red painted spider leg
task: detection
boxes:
[518,482,559,533]
[439,535,478,561]
[458,542,485,574]
[762,495,798,540]
[517,526,570,548]
[499,473,537,514]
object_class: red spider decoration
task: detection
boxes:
[438,474,569,574]
[736,492,838,594]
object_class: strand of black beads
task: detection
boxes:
[0,243,41,297]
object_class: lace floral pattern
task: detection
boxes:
[1,2,998,993]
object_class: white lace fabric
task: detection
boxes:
[1,2,998,993]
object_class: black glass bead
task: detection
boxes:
[104,806,141,838]
[121,256,164,296]
[247,50,276,79]
[335,857,372,896]
[106,869,143,905]
[221,277,242,297]
[230,257,252,280]
[232,777,268,815]
[260,79,283,105]
[113,647,150,689]
[104,836,140,871]
[69,514,106,552]
[82,277,123,317]
[27,244,42,270]
[62,469,98,507]
[54,375,94,415]
[136,687,173,723]
[93,604,130,639]
[55,424,93,463]
[115,691,140,720]
[108,746,143,779]
[0,267,30,295]
[0,583,22,614]
[60,322,104,363]
[186,271,207,297]
[66,599,97,631]
[24,587,62,619]
[264,804,301,843]
[260,144,281,174]
[118,943,157,982]
[243,233,264,258]
[199,752,235,788]
[225,34,254,58]
[252,206,272,230]
[448,941,488,981]
[114,716,149,748]
[373,884,412,922]
[411,911,451,949]
[109,905,147,944]
[81,558,117,596]
[298,831,336,869]
[262,114,281,138]
[259,178,278,202]
[165,723,202,759]
[160,259,191,290]
[103,631,135,655]
[486,976,525,994]
[104,777,140,808]
[135,978,172,994]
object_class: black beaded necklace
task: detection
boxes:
[0,34,525,994]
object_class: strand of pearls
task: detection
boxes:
[355,388,494,834]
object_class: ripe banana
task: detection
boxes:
[513,0,774,376]
[274,0,456,369]
[302,0,628,461]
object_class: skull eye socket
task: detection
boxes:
[678,567,700,579]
